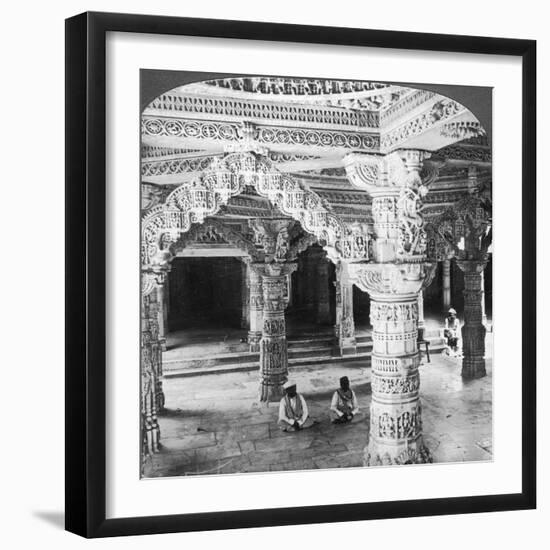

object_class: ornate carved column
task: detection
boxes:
[248,267,263,352]
[141,273,166,455]
[442,259,452,310]
[253,262,297,402]
[241,259,250,330]
[335,262,356,355]
[316,258,331,324]
[433,176,492,379]
[249,218,297,401]
[351,264,432,465]
[345,149,433,466]
[457,259,487,379]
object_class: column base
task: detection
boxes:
[258,380,285,403]
[461,357,487,379]
[364,437,432,466]
[248,331,262,352]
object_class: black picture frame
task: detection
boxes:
[65,11,536,538]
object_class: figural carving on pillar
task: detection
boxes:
[250,218,297,402]
[345,149,434,466]
[344,150,430,264]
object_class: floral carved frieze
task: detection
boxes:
[142,155,220,178]
[142,116,380,153]
[434,144,492,164]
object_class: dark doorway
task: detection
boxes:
[168,257,243,331]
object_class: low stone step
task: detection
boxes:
[163,335,446,375]
[163,352,374,378]
[163,341,448,378]
[163,350,258,370]
[287,337,335,349]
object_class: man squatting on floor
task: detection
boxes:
[277,376,359,431]
[330,376,359,424]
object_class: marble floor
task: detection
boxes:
[144,342,492,478]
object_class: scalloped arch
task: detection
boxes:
[141,152,361,267]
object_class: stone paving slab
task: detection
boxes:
[145,350,492,478]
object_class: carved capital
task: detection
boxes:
[348,262,432,298]
[456,258,487,276]
[252,261,298,279]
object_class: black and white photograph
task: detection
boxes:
[0,0,543,545]
[140,72,494,478]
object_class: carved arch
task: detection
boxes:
[142,152,359,268]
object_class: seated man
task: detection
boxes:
[278,382,314,432]
[330,376,359,424]
[444,307,461,357]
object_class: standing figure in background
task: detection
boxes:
[444,308,461,357]
[330,376,359,424]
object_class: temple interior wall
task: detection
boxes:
[168,257,243,330]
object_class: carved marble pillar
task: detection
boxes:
[248,268,263,352]
[316,258,331,324]
[345,149,433,466]
[141,285,161,455]
[351,264,432,466]
[249,217,295,362]
[241,259,250,330]
[254,262,297,402]
[457,259,487,379]
[442,259,451,310]
[335,262,356,355]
